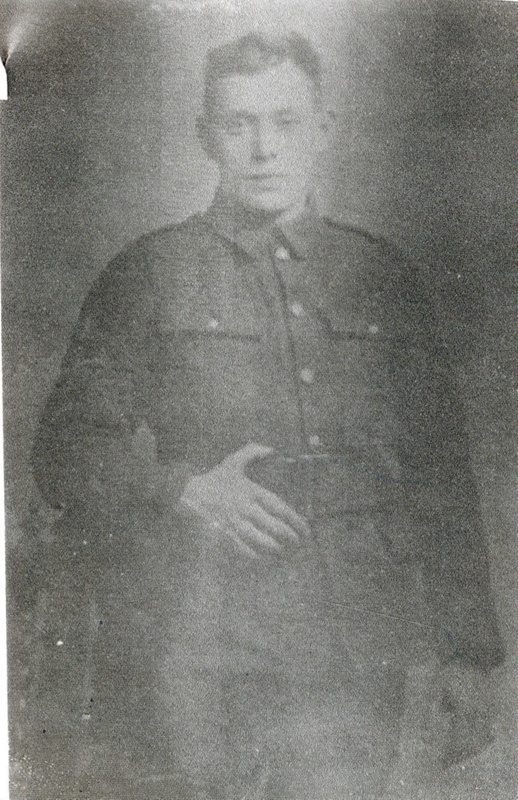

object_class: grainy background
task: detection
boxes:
[2,0,516,797]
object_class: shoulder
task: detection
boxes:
[80,215,216,320]
[321,218,410,281]
[133,213,219,257]
[323,217,384,247]
[323,218,417,272]
[322,219,443,340]
[320,218,419,289]
[108,214,216,280]
[328,218,436,291]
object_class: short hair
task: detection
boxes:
[202,31,323,118]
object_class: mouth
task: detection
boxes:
[249,173,286,181]
[247,174,287,192]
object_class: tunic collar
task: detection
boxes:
[201,191,326,261]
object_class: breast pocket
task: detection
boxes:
[155,303,269,450]
[157,304,267,372]
[318,302,398,393]
[315,301,408,472]
[158,299,266,337]
[321,301,392,342]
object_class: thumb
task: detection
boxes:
[222,442,274,471]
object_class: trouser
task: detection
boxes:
[172,669,403,800]
[27,508,435,799]
[166,513,428,799]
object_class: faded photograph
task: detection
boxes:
[3,1,516,798]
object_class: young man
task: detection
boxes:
[34,32,503,799]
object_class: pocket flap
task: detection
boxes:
[158,298,267,339]
[319,302,390,339]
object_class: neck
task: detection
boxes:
[214,190,314,230]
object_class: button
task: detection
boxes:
[290,302,304,317]
[368,323,379,335]
[207,317,219,330]
[275,245,290,261]
[300,368,315,384]
[308,434,321,448]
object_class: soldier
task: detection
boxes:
[33,31,504,799]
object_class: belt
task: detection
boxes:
[245,453,409,520]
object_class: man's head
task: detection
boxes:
[198,32,331,218]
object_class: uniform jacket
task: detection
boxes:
[32,203,504,778]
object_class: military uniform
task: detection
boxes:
[33,198,504,798]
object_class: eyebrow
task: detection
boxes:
[216,107,301,121]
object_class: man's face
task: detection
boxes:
[202,61,328,216]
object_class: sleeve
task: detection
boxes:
[30,240,201,746]
[419,342,504,670]
[395,259,505,671]
[31,239,196,523]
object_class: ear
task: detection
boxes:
[196,115,218,161]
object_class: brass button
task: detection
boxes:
[275,245,290,261]
[300,368,315,384]
[290,302,304,317]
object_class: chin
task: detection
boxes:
[242,191,297,215]
[247,200,290,214]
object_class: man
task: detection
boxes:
[33,32,504,799]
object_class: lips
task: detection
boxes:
[248,174,287,191]
[249,173,286,180]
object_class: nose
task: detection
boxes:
[251,120,278,161]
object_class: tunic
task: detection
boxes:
[32,199,504,798]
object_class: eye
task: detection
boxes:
[219,117,250,136]
[226,122,246,135]
[276,114,301,130]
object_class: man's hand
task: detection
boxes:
[180,443,310,558]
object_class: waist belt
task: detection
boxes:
[245,453,406,520]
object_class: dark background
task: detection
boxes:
[2,0,516,797]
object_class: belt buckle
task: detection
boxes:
[297,454,343,519]
[291,454,335,520]
[254,453,339,520]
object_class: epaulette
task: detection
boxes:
[323,217,385,246]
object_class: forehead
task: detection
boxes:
[211,61,317,115]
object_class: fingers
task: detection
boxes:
[207,507,291,558]
[245,503,300,545]
[234,519,282,553]
[222,442,274,471]
[228,492,309,558]
[225,505,300,557]
[226,529,259,560]
[255,486,310,538]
